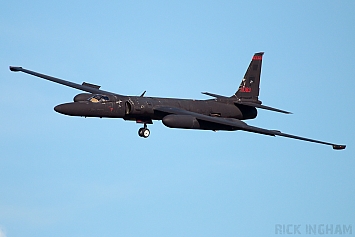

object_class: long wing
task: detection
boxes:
[155,106,346,150]
[9,66,121,96]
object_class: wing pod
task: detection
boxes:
[162,115,201,129]
[82,82,101,90]
[162,114,247,131]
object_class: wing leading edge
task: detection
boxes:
[155,107,346,150]
[9,66,121,96]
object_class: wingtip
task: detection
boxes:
[9,66,23,72]
[332,145,346,150]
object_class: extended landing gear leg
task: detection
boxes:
[138,123,150,138]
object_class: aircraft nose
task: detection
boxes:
[54,102,85,116]
[54,103,73,115]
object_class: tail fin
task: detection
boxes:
[234,52,264,103]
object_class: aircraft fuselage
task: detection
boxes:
[54,95,257,123]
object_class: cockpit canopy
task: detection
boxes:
[88,94,110,103]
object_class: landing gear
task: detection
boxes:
[138,124,150,138]
[136,119,152,138]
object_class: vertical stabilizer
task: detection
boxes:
[234,52,263,103]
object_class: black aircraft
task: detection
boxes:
[10,52,346,150]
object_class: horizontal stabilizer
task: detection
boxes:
[235,102,292,114]
[202,92,229,98]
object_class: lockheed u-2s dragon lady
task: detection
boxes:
[10,52,346,149]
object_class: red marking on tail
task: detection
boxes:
[252,55,262,60]
[239,87,252,92]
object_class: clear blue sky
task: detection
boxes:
[1,1,354,236]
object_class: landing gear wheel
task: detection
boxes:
[138,128,144,137]
[138,127,150,138]
[138,123,150,138]
[142,128,150,138]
